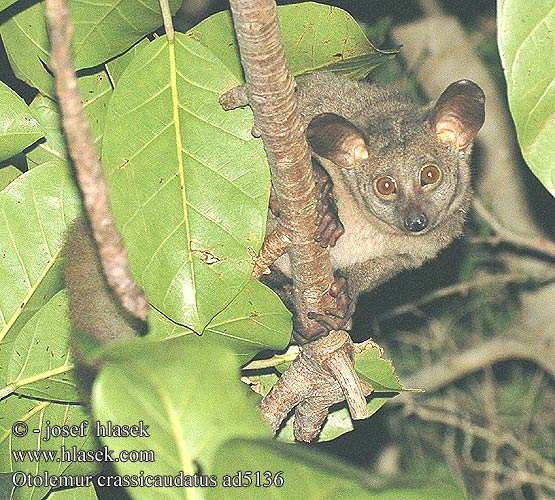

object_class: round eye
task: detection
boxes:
[374,176,398,198]
[420,165,442,187]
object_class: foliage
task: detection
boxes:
[498,0,555,196]
[0,2,445,499]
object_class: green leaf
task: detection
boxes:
[0,161,82,346]
[189,3,390,81]
[0,0,18,12]
[92,338,268,498]
[102,34,269,332]
[0,81,43,162]
[203,278,292,362]
[0,1,55,97]
[7,290,78,403]
[0,0,181,95]
[80,288,288,366]
[105,37,150,87]
[26,96,68,168]
[26,71,112,169]
[0,396,94,500]
[83,279,289,365]
[498,0,555,195]
[354,341,404,392]
[69,0,181,69]
[146,278,290,364]
[48,485,98,500]
[0,165,21,191]
[207,439,467,500]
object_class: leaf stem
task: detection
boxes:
[159,0,175,42]
[0,384,15,401]
[243,347,299,370]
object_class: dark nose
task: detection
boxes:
[404,212,428,232]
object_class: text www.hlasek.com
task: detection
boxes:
[12,446,154,463]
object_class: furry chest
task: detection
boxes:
[329,219,392,270]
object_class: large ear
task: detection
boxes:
[306,113,368,168]
[433,80,485,150]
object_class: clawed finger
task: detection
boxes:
[323,307,345,319]
[330,276,348,297]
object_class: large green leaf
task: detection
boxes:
[207,439,467,500]
[48,485,98,500]
[102,34,270,332]
[0,0,17,12]
[0,81,43,162]
[0,0,180,96]
[6,290,78,403]
[78,278,290,366]
[0,396,94,500]
[147,278,291,364]
[0,165,21,191]
[498,0,555,195]
[93,338,268,500]
[26,72,112,169]
[189,3,392,81]
[105,37,150,87]
[0,161,82,347]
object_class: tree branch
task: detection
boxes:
[393,336,555,408]
[228,0,333,336]
[473,198,555,260]
[45,0,148,321]
[227,0,369,439]
[375,268,555,323]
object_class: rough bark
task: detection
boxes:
[227,0,369,438]
[228,0,333,335]
[45,0,148,321]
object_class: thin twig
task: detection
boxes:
[473,198,555,260]
[375,269,555,323]
[406,403,555,491]
[45,0,148,321]
[395,337,555,399]
[482,367,500,500]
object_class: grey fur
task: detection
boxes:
[273,72,483,298]
[64,72,484,351]
[64,219,144,351]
